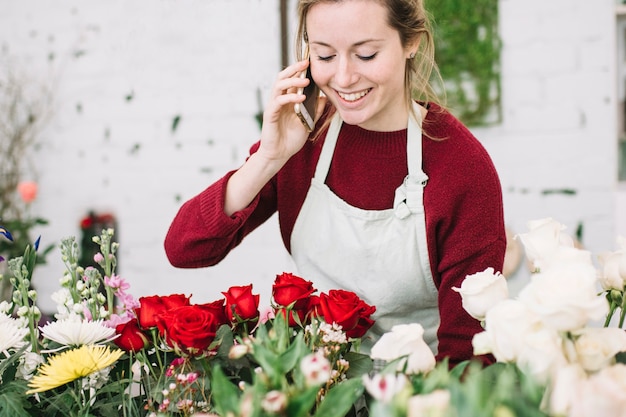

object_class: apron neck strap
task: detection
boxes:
[313,102,425,181]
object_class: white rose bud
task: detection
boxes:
[453,267,508,321]
[228,344,250,360]
[598,239,626,291]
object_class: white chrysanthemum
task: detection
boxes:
[40,319,117,348]
[0,315,28,352]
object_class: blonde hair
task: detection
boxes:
[295,0,445,139]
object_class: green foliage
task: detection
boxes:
[427,0,501,126]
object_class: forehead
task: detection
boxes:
[306,1,396,46]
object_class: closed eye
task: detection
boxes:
[316,55,335,62]
[357,53,377,61]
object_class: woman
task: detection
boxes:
[165,0,506,366]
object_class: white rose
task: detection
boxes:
[548,363,587,417]
[568,364,626,417]
[598,240,626,291]
[516,327,567,385]
[516,218,574,272]
[518,262,608,332]
[573,327,626,372]
[370,323,436,374]
[473,299,541,362]
[452,267,508,321]
[407,389,451,417]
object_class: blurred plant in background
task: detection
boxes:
[0,55,55,303]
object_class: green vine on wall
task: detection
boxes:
[427,0,501,126]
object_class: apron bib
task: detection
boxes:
[290,102,439,353]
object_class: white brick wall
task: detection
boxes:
[0,0,621,312]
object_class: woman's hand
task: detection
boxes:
[223,60,325,216]
[256,59,322,165]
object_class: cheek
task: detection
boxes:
[311,65,332,89]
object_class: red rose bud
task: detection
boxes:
[156,304,226,356]
[272,272,317,309]
[114,319,150,352]
[316,290,376,339]
[222,284,260,323]
[136,294,191,328]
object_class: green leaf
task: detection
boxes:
[0,381,32,417]
[210,365,241,416]
[278,332,309,374]
[250,343,283,385]
[313,378,364,417]
[344,351,373,378]
[285,385,321,417]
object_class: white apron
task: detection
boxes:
[290,102,440,353]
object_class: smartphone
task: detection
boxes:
[294,62,320,132]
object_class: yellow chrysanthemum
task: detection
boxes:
[26,345,124,394]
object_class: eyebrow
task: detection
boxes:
[310,39,384,48]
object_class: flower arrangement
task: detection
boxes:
[366,218,626,417]
[1,218,625,417]
[0,227,376,416]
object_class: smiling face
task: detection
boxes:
[306,0,415,131]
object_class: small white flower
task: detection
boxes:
[16,351,45,380]
[362,373,408,403]
[0,301,12,314]
[40,319,117,347]
[261,390,287,413]
[452,267,509,321]
[300,350,331,386]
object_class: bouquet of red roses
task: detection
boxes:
[111,271,376,416]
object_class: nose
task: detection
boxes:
[334,57,358,88]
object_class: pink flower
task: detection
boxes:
[105,274,130,292]
[17,181,38,203]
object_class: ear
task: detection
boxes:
[406,38,421,59]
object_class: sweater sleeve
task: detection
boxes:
[164,143,279,269]
[424,115,506,367]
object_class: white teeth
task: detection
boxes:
[338,89,369,102]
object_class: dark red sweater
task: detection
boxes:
[164,103,506,366]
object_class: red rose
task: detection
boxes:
[222,285,260,323]
[316,290,376,338]
[272,272,317,309]
[200,298,228,325]
[135,294,191,328]
[114,319,150,352]
[156,304,227,356]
